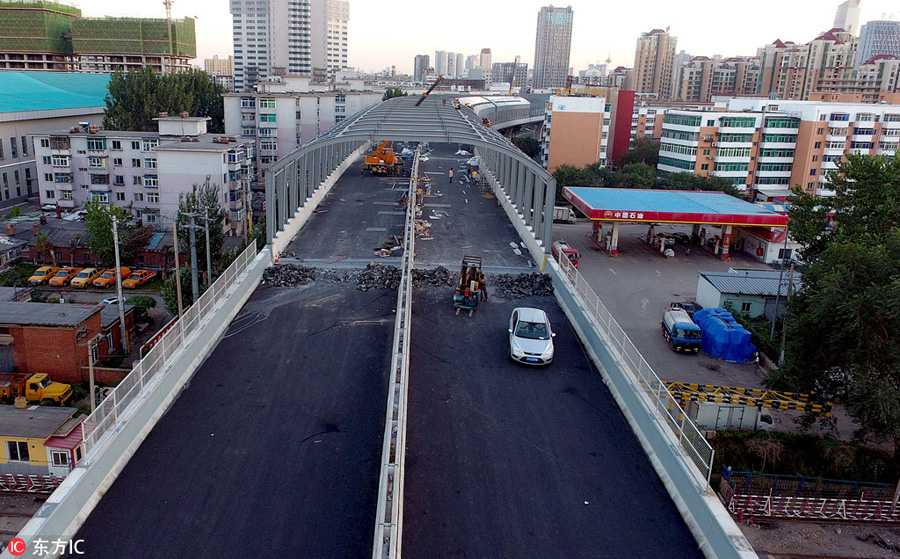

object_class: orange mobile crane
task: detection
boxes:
[362,141,405,176]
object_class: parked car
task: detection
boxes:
[93,267,132,288]
[672,232,690,244]
[71,267,101,288]
[670,301,703,318]
[48,267,82,287]
[100,297,119,305]
[28,266,59,285]
[122,269,158,289]
[508,307,556,366]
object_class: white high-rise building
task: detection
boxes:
[231,0,349,91]
[857,20,900,68]
[533,5,574,90]
[833,0,862,36]
[434,50,448,76]
[447,52,457,77]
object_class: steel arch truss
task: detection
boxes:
[266,96,556,250]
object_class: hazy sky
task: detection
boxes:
[72,0,899,74]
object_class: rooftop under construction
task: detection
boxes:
[0,0,195,72]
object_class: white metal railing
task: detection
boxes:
[80,242,259,457]
[556,255,715,485]
[372,151,418,559]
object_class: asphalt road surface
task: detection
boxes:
[68,283,394,559]
[402,288,703,559]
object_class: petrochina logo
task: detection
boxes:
[604,211,613,218]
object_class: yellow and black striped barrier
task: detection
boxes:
[665,382,833,417]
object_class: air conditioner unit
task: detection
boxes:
[712,142,718,147]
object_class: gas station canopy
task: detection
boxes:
[562,187,789,228]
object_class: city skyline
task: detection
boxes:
[73,0,900,75]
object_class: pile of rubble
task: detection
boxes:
[493,273,554,299]
[261,264,400,291]
[412,266,456,287]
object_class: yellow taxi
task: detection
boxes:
[70,267,101,288]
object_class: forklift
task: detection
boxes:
[453,255,486,316]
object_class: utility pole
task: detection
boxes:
[770,225,790,341]
[111,216,129,353]
[172,219,183,317]
[778,263,795,367]
[199,213,213,287]
[183,213,201,301]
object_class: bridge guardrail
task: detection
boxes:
[555,254,715,484]
[81,242,259,458]
[372,150,417,559]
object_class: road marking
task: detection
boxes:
[609,268,617,275]
[656,270,661,276]
[641,297,650,311]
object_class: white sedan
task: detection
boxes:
[508,307,555,366]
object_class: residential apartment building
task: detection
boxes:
[0,1,195,74]
[231,0,348,91]
[657,97,900,199]
[533,5,573,90]
[479,48,492,77]
[491,61,529,90]
[856,21,900,69]
[540,95,609,172]
[32,117,255,235]
[674,57,761,103]
[223,88,382,175]
[204,55,235,76]
[632,29,677,101]
[0,72,109,210]
[832,0,862,36]
[434,51,448,76]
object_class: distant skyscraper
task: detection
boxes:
[231,0,348,91]
[632,28,678,101]
[434,50,448,76]
[533,5,574,89]
[465,55,477,72]
[414,54,430,82]
[204,55,235,75]
[456,53,464,78]
[447,51,457,77]
[479,48,492,69]
[857,20,900,67]
[833,0,862,36]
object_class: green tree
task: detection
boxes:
[768,153,900,460]
[617,163,657,188]
[124,294,157,323]
[382,88,406,101]
[614,136,660,168]
[176,178,226,279]
[161,267,194,315]
[512,137,541,158]
[83,200,135,268]
[103,68,226,132]
[32,232,57,266]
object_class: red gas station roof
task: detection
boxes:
[562,187,789,227]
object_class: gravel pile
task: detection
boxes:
[493,272,554,299]
[261,264,400,291]
[412,266,456,287]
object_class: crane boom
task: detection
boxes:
[415,75,444,107]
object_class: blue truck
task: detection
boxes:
[661,309,702,353]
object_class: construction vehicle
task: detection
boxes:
[454,255,485,316]
[415,75,445,106]
[0,373,74,406]
[551,240,580,269]
[661,309,702,354]
[362,141,405,176]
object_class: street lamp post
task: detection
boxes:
[111,216,128,353]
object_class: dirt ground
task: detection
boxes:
[0,493,45,546]
[741,519,900,558]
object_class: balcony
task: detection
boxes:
[756,169,793,178]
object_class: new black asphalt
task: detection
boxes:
[402,288,703,559]
[69,284,394,558]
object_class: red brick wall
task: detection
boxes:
[11,313,105,384]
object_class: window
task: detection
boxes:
[89,157,106,168]
[116,192,125,201]
[143,176,158,187]
[54,173,72,183]
[112,158,122,166]
[141,139,159,151]
[259,114,277,122]
[50,450,69,467]
[44,190,55,199]
[817,128,824,135]
[132,159,141,167]
[131,141,140,150]
[814,142,821,149]
[21,136,28,157]
[146,192,159,203]
[90,174,109,185]
[40,138,50,148]
[113,175,124,185]
[810,169,817,176]
[134,193,144,202]
[91,193,109,203]
[829,113,850,121]
[86,138,106,150]
[111,140,122,150]
[144,158,157,169]
[740,302,752,314]
[259,98,276,108]
[663,114,702,127]
[764,117,798,128]
[242,128,256,136]
[6,441,28,462]
[241,97,256,108]
[51,155,70,166]
[43,173,53,182]
[720,117,756,128]
[10,137,17,158]
[0,139,4,159]
[700,163,709,170]
[61,191,72,200]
